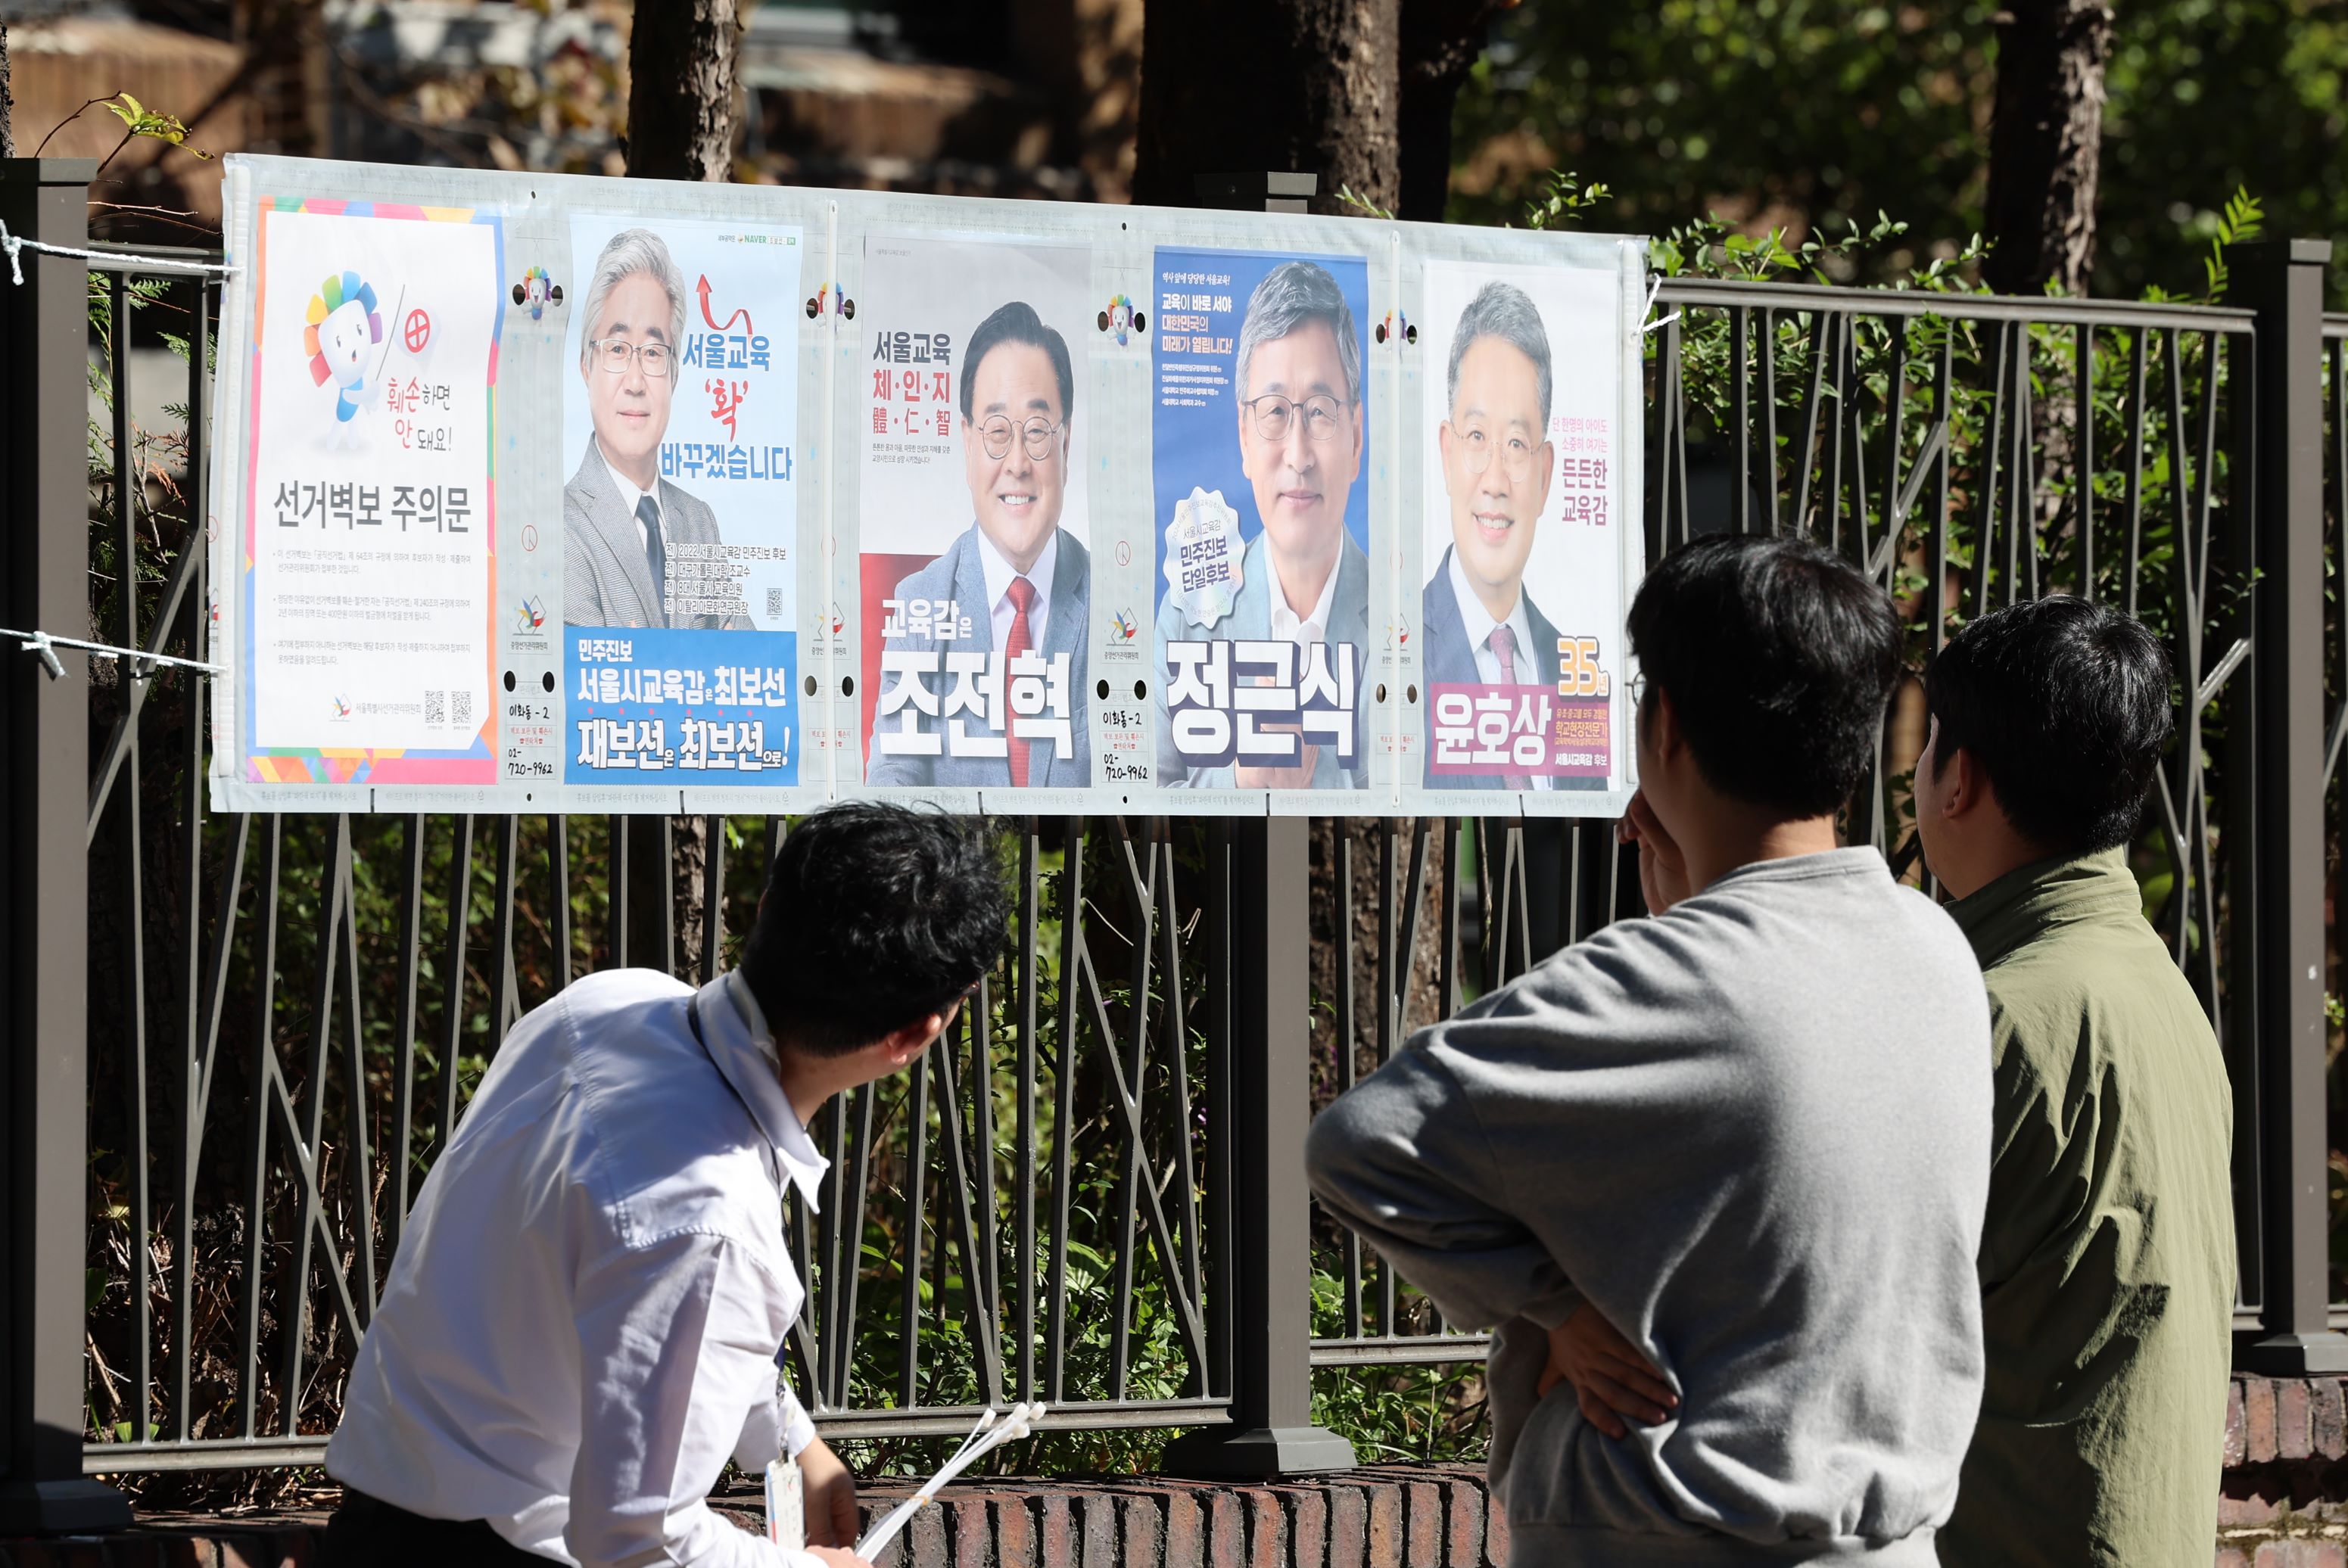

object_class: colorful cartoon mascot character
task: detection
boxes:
[304,271,383,423]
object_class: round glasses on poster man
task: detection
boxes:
[976,414,1067,463]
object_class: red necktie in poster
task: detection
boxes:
[1004,576,1037,786]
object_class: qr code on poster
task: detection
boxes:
[424,689,444,725]
[452,689,472,729]
[767,587,784,619]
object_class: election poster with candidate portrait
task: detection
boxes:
[558,214,802,787]
[235,195,503,789]
[1415,258,1628,799]
[208,154,1646,816]
[855,234,1095,795]
[1148,246,1375,795]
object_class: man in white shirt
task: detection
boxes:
[867,300,1091,789]
[324,803,1008,1567]
[562,226,749,630]
[1151,260,1372,791]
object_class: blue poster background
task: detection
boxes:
[565,627,799,784]
[1148,247,1373,599]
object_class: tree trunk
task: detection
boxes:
[1983,0,2113,297]
[621,816,715,980]
[1397,0,1509,222]
[1133,0,1400,215]
[626,0,739,182]
[619,0,732,975]
[1309,820,1446,1100]
[1,25,14,159]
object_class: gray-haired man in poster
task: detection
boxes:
[563,227,749,630]
[1151,260,1371,790]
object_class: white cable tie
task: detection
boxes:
[1638,275,1680,335]
[22,630,62,680]
[0,220,237,285]
[3,624,224,680]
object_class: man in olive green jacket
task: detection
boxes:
[1914,596,2235,1567]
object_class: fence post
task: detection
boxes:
[1160,170,1354,1478]
[2231,238,2348,1374]
[1166,817,1356,1476]
[0,158,132,1529]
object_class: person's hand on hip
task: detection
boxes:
[1537,1302,1678,1439]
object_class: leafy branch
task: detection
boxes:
[33,92,213,172]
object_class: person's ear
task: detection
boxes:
[1531,440,1555,513]
[1938,742,1985,822]
[878,1008,950,1070]
[1647,685,1683,764]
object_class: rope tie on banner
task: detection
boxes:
[3,626,224,681]
[0,219,238,286]
[1640,275,1681,336]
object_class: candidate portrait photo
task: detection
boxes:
[864,298,1091,789]
[1151,257,1372,791]
[563,226,750,631]
[1421,276,1607,795]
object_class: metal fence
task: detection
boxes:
[3,155,2343,1515]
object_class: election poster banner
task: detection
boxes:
[1148,246,1375,797]
[235,195,503,789]
[855,234,1094,795]
[1414,258,1629,801]
[207,154,1646,816]
[559,215,804,788]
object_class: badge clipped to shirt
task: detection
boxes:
[765,1454,803,1551]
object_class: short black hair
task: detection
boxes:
[1926,596,2173,856]
[960,300,1075,423]
[1626,534,1903,816]
[740,803,1008,1056]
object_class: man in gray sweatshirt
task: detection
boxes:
[1306,534,1992,1565]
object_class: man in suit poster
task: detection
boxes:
[1420,265,1624,796]
[559,217,805,784]
[1150,253,1373,792]
[563,227,767,631]
[858,238,1094,791]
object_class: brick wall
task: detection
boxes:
[2223,1376,2348,1566]
[827,1464,1503,1568]
[0,1465,1506,1568]
[13,1403,2348,1568]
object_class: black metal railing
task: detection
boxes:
[3,153,2343,1510]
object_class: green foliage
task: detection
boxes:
[1453,2,1998,282]
[1521,171,1612,231]
[1306,1271,1489,1464]
[2183,188,2265,303]
[1651,208,1988,289]
[1451,0,2346,301]
[100,92,215,162]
